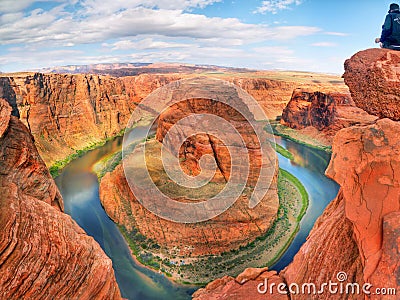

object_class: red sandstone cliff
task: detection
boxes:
[325,119,400,295]
[0,73,135,165]
[0,98,121,299]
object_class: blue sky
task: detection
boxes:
[0,0,396,73]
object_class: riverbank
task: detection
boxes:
[49,129,125,177]
[268,121,332,153]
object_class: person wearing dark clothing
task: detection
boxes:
[375,3,400,50]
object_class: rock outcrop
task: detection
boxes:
[193,267,288,300]
[325,119,400,291]
[281,191,365,300]
[0,98,121,299]
[229,76,348,120]
[281,88,377,141]
[343,48,400,120]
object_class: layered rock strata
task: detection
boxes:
[193,50,400,299]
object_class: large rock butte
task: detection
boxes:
[281,88,378,143]
[0,98,121,299]
[100,79,279,259]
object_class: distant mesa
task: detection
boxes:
[33,62,256,77]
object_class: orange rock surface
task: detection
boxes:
[343,48,400,120]
[326,119,400,290]
[0,99,121,299]
[192,119,400,299]
[281,191,364,300]
[0,73,137,165]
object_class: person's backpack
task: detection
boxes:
[390,12,400,44]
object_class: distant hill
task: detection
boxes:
[33,62,255,77]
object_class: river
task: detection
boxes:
[55,134,339,299]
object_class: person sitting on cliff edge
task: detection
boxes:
[375,3,400,50]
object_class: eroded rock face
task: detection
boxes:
[326,119,400,287]
[281,88,377,139]
[369,212,400,299]
[343,48,400,120]
[0,99,121,299]
[230,77,348,120]
[189,51,400,298]
[156,98,264,186]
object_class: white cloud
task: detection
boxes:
[312,42,337,47]
[254,0,302,14]
[0,5,321,46]
[0,0,37,13]
[106,38,192,50]
[79,0,222,15]
[0,0,64,14]
[324,31,349,37]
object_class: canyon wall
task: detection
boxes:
[0,99,121,299]
[0,73,179,165]
[0,71,346,166]
[0,73,133,165]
